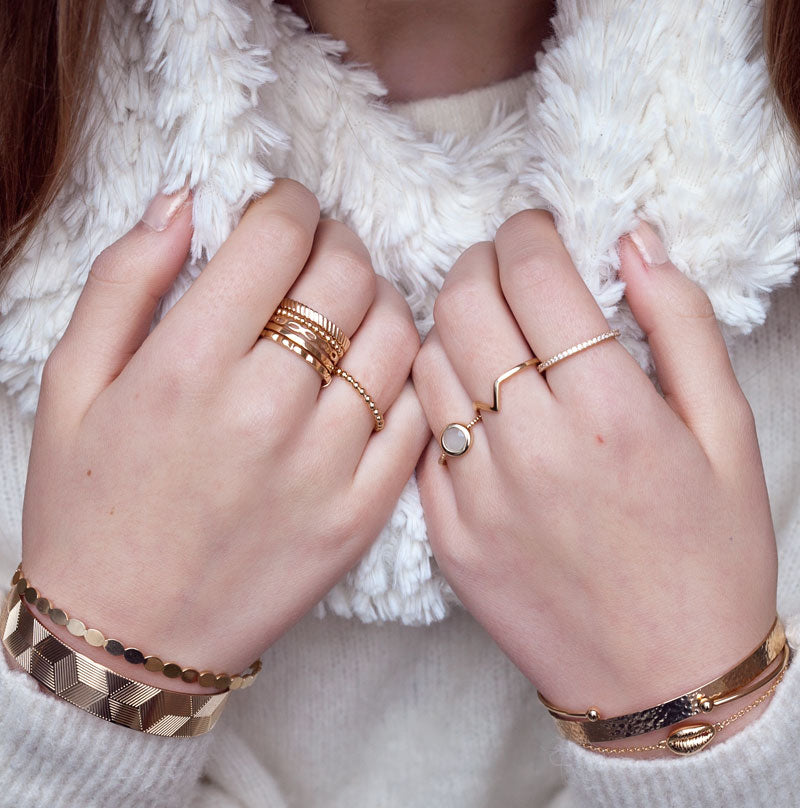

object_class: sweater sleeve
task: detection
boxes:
[0,629,224,808]
[552,614,800,807]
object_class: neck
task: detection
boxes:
[278,0,557,103]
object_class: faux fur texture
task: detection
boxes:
[0,0,797,625]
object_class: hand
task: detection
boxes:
[412,211,778,749]
[19,179,427,693]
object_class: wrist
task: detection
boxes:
[15,596,229,695]
[578,650,785,759]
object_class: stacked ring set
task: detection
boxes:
[262,297,384,431]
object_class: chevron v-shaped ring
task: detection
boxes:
[472,357,540,415]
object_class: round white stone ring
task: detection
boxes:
[438,413,482,465]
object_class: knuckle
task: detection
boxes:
[496,208,555,244]
[500,245,563,298]
[89,243,132,285]
[40,345,69,393]
[458,240,495,263]
[254,208,314,261]
[411,338,437,386]
[160,336,222,393]
[270,177,321,217]
[434,274,486,332]
[320,247,376,305]
[382,307,420,369]
[680,282,716,322]
[231,392,281,445]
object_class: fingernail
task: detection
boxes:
[141,183,191,232]
[628,221,669,267]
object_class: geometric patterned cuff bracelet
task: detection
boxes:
[1,585,229,737]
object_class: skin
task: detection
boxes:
[14,0,781,760]
[278,0,558,102]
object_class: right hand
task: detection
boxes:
[18,179,428,693]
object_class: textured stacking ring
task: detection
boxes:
[439,413,483,464]
[334,367,385,431]
[271,307,348,362]
[2,587,229,737]
[260,298,352,387]
[10,565,262,691]
[537,329,621,373]
[261,321,336,385]
[278,298,351,353]
[473,357,540,414]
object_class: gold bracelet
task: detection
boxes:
[1,586,229,737]
[11,564,261,690]
[538,615,785,744]
[580,643,792,756]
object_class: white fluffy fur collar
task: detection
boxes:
[1,0,797,624]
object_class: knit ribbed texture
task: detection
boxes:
[0,632,217,808]
[555,626,800,807]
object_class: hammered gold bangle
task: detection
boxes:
[1,586,228,737]
[11,564,262,691]
[539,615,785,745]
[581,643,792,756]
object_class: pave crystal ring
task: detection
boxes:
[537,329,621,373]
[438,413,482,465]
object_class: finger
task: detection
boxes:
[411,326,493,488]
[432,241,549,431]
[414,435,466,568]
[314,277,417,469]
[155,178,320,367]
[619,222,753,460]
[244,219,377,416]
[352,380,430,513]
[495,209,638,401]
[50,186,193,417]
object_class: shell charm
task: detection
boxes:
[666,723,717,755]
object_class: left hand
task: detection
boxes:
[412,210,778,725]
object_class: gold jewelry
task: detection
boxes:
[473,357,540,414]
[262,321,337,383]
[537,329,621,373]
[579,643,792,756]
[334,367,385,431]
[271,306,350,363]
[439,413,482,464]
[269,311,346,363]
[10,564,261,691]
[1,587,229,737]
[259,299,351,386]
[539,615,786,744]
[260,328,334,385]
[278,298,351,354]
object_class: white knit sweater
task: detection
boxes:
[1,1,799,806]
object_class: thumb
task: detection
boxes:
[619,221,752,463]
[49,185,193,417]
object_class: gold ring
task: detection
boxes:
[279,298,351,354]
[263,321,337,374]
[439,413,482,465]
[473,357,540,414]
[537,329,620,373]
[334,367,385,431]
[258,299,351,386]
[261,330,333,385]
